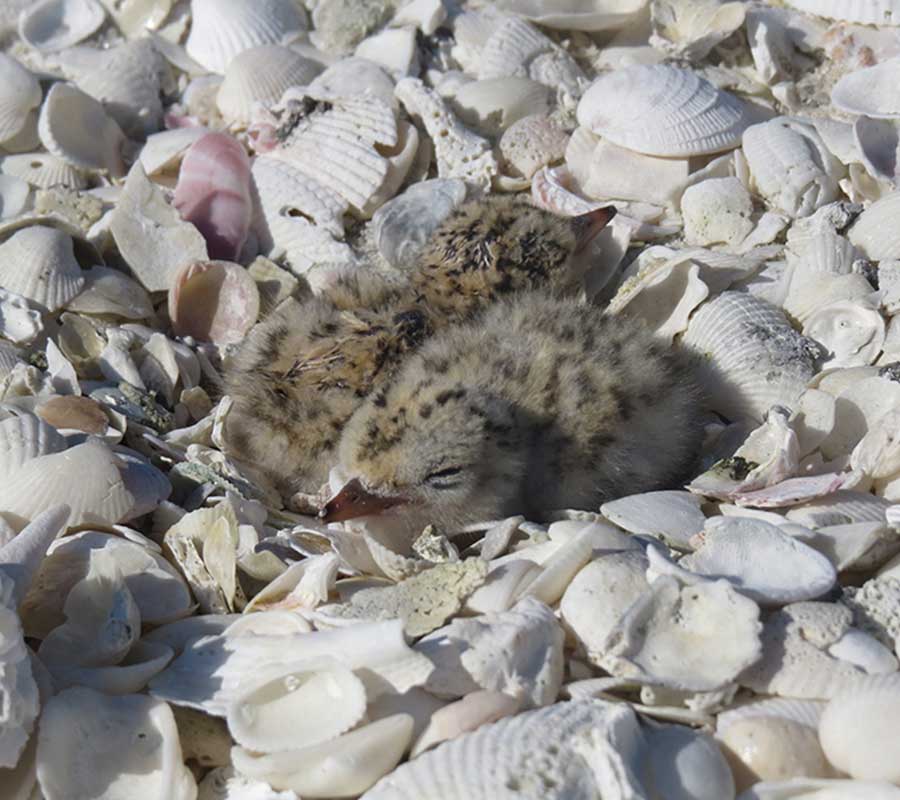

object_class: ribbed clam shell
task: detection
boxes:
[0,152,87,189]
[786,0,900,25]
[72,39,167,136]
[363,700,643,799]
[0,55,42,145]
[833,58,900,119]
[681,291,821,422]
[185,0,307,74]
[576,64,750,157]
[0,414,67,480]
[477,15,556,79]
[272,92,397,211]
[18,0,106,51]
[848,190,900,259]
[216,45,322,126]
[0,226,85,311]
[38,83,125,175]
[786,491,891,528]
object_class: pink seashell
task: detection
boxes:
[165,112,204,129]
[168,259,260,345]
[247,121,279,153]
[174,132,252,261]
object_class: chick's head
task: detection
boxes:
[327,377,526,531]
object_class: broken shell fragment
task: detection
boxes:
[19,0,106,52]
[0,55,41,146]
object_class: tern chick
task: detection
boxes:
[223,199,615,498]
[323,292,705,533]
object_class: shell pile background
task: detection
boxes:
[4,0,900,798]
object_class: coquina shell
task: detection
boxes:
[576,64,751,157]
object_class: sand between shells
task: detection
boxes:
[3,0,900,798]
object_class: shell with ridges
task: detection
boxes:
[0,153,87,190]
[0,55,42,146]
[0,226,85,312]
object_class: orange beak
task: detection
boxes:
[571,206,616,250]
[319,478,408,523]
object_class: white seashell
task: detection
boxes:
[38,82,125,176]
[168,260,260,346]
[139,127,209,177]
[827,628,898,674]
[111,162,208,292]
[98,0,173,37]
[651,0,746,60]
[602,575,762,691]
[51,638,175,695]
[0,174,32,219]
[819,682,900,783]
[642,723,737,800]
[306,58,395,107]
[680,517,837,605]
[681,177,754,248]
[463,559,542,615]
[36,687,196,800]
[784,0,900,24]
[742,118,843,218]
[514,527,595,606]
[0,439,138,532]
[66,266,154,320]
[18,0,106,51]
[601,490,705,549]
[0,152,87,190]
[449,77,550,138]
[819,375,900,460]
[395,78,497,191]
[0,226,84,312]
[849,191,900,259]
[566,126,692,207]
[577,64,750,157]
[365,699,648,799]
[802,301,885,369]
[0,289,43,345]
[217,45,322,127]
[833,58,900,119]
[416,596,563,708]
[788,491,890,529]
[185,0,307,74]
[226,661,367,753]
[682,292,822,422]
[0,55,41,147]
[355,27,419,77]
[371,178,467,270]
[560,551,650,665]
[0,586,39,769]
[150,618,432,714]
[855,117,900,185]
[497,114,568,182]
[492,0,647,31]
[232,714,413,799]
[391,0,446,34]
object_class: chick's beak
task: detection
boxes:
[571,206,617,250]
[319,478,408,523]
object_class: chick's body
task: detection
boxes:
[334,293,705,532]
[224,198,614,498]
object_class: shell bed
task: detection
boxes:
[2,0,900,798]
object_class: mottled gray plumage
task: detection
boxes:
[332,292,705,532]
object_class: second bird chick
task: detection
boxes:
[323,292,705,534]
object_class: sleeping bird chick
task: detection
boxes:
[223,198,615,498]
[322,292,705,533]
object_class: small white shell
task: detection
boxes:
[37,83,125,175]
[0,55,41,146]
[18,0,106,51]
[492,0,647,31]
[651,0,746,60]
[226,662,367,753]
[0,152,87,189]
[36,688,196,800]
[0,174,32,220]
[216,45,322,126]
[742,118,843,218]
[849,190,900,259]
[681,177,754,248]
[576,64,750,157]
[449,77,551,137]
[819,681,900,782]
[601,491,705,549]
[855,117,900,184]
[185,0,308,74]
[681,517,837,605]
[833,58,900,118]
[802,301,886,369]
[0,226,84,312]
[682,291,821,422]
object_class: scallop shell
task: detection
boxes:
[36,687,196,800]
[492,0,647,31]
[416,596,563,708]
[742,118,843,218]
[173,133,252,262]
[185,0,308,74]
[786,0,900,24]
[18,0,106,51]
[787,491,891,528]
[226,661,367,753]
[849,190,900,259]
[681,517,837,605]
[216,45,322,126]
[802,301,886,369]
[233,714,413,799]
[0,55,41,146]
[37,83,125,176]
[0,226,85,312]
[681,291,822,422]
[0,152,87,190]
[0,414,67,480]
[576,65,750,157]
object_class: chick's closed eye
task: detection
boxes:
[423,465,467,489]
